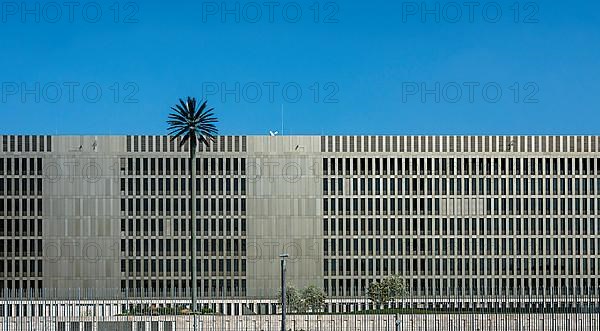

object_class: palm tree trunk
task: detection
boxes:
[190,141,197,312]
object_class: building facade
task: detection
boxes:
[1,135,599,299]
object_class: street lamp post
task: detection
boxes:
[280,253,289,331]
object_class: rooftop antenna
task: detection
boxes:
[281,104,284,136]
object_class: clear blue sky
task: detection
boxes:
[1,0,599,135]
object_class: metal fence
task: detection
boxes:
[1,287,600,330]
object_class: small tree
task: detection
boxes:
[367,275,407,307]
[277,285,326,314]
[277,285,304,313]
[301,285,326,313]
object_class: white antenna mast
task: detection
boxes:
[281,104,284,135]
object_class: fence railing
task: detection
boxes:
[0,287,599,330]
[2,313,600,330]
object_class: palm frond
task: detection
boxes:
[167,97,219,148]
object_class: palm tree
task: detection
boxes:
[167,97,218,312]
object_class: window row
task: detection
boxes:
[323,257,600,277]
[1,135,51,153]
[127,135,246,153]
[119,218,247,237]
[322,197,600,215]
[324,177,600,196]
[323,237,600,257]
[0,178,43,196]
[121,157,247,176]
[120,258,247,274]
[0,199,43,215]
[323,277,597,297]
[323,157,600,176]
[0,280,43,291]
[0,219,43,236]
[120,279,247,297]
[120,239,247,257]
[0,239,43,256]
[0,259,43,274]
[323,217,600,236]
[120,177,246,196]
[0,158,43,175]
[322,136,599,154]
[120,198,247,215]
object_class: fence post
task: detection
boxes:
[3,289,7,331]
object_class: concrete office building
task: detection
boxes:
[1,135,600,300]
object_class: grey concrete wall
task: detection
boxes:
[42,136,123,290]
[245,136,323,296]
